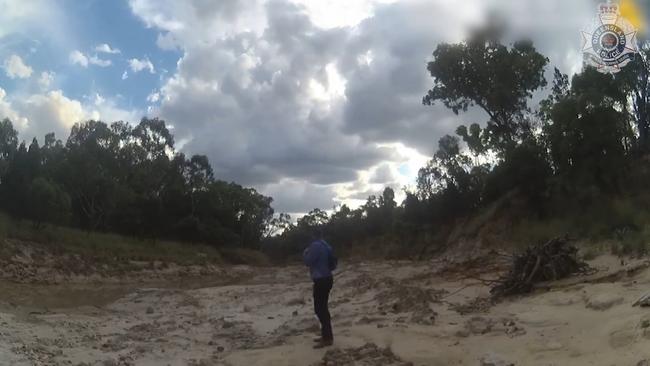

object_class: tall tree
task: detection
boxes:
[64,120,121,229]
[0,116,274,249]
[0,119,18,181]
[544,68,632,193]
[423,26,548,154]
[27,177,71,228]
[617,42,650,150]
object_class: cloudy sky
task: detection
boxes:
[0,0,643,215]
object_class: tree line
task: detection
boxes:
[3,26,650,258]
[266,27,650,259]
[0,118,274,248]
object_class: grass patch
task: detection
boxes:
[611,227,650,257]
[579,245,602,261]
[509,195,650,257]
[510,217,573,248]
[219,247,271,266]
[0,211,227,265]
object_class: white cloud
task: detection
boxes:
[128,57,155,73]
[129,0,598,213]
[0,3,140,142]
[132,0,398,199]
[89,55,111,67]
[37,71,55,90]
[0,87,28,131]
[0,87,140,142]
[95,43,121,54]
[128,0,266,49]
[69,50,88,67]
[21,90,88,134]
[121,71,129,80]
[3,54,33,79]
[127,0,408,212]
[147,91,160,103]
[0,0,66,42]
[88,93,141,123]
[70,50,112,67]
[291,0,395,29]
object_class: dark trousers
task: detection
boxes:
[313,276,333,341]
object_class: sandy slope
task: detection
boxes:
[2,256,650,365]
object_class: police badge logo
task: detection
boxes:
[582,1,639,74]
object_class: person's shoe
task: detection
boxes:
[313,339,333,349]
[313,337,323,343]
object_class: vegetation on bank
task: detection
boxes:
[0,211,226,265]
[0,116,274,250]
[3,25,650,261]
[265,26,650,260]
[0,210,271,268]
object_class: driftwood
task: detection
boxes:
[491,236,591,297]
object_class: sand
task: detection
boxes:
[2,255,650,365]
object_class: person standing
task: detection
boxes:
[303,229,336,349]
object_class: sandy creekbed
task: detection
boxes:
[2,256,650,365]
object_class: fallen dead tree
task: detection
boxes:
[490,237,591,297]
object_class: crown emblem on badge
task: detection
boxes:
[599,3,619,15]
[581,1,638,74]
[598,2,620,23]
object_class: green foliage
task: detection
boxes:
[483,140,551,209]
[4,27,650,264]
[544,68,632,193]
[456,123,487,159]
[27,177,71,227]
[415,28,554,234]
[423,26,548,154]
[265,34,650,261]
[615,45,650,150]
[509,194,650,259]
[0,211,224,265]
[263,189,413,262]
[0,118,18,178]
[0,211,9,239]
[264,213,293,238]
[219,247,271,266]
[619,231,648,257]
[0,117,273,249]
[265,35,650,262]
[410,30,650,258]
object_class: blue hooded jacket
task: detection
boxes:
[303,239,333,280]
